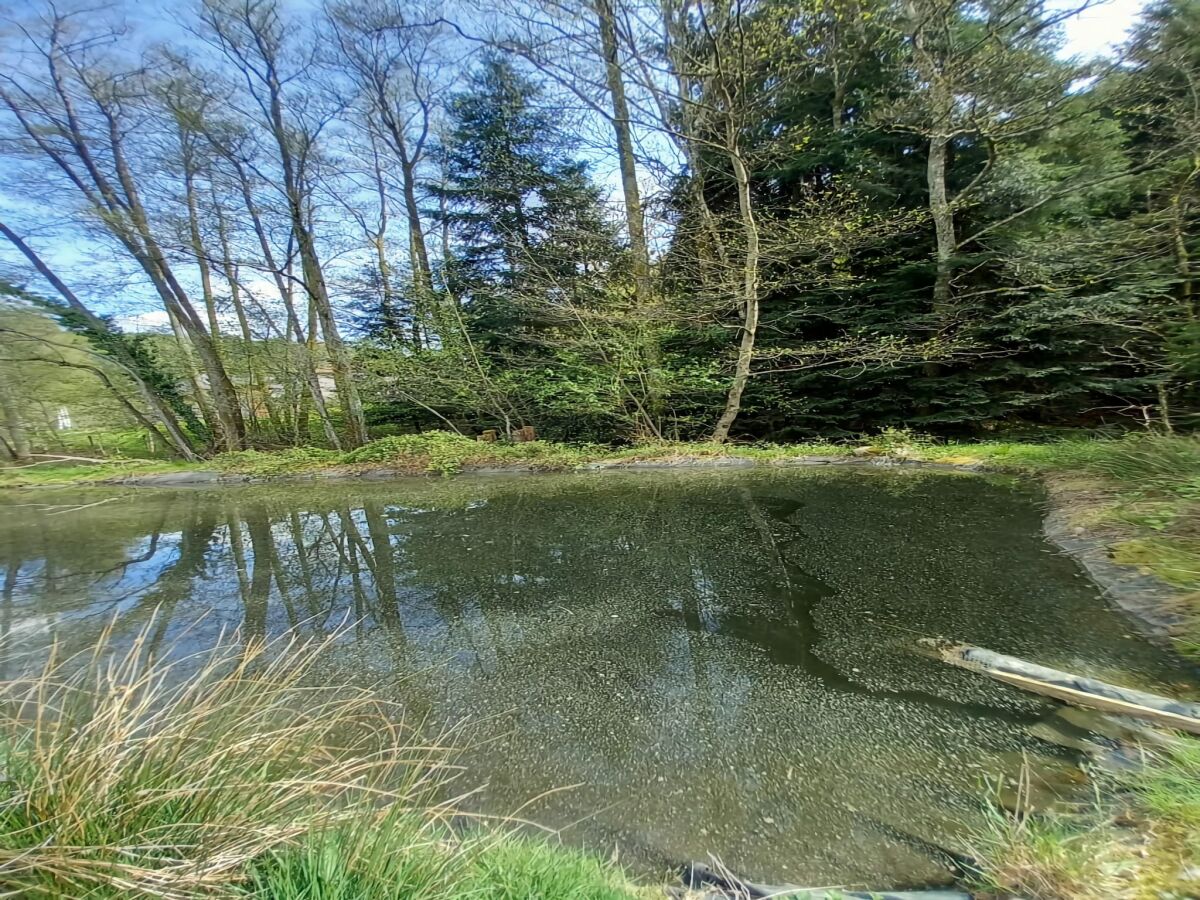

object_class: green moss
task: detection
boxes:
[1113,537,1200,589]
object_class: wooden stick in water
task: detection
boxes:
[932,641,1200,735]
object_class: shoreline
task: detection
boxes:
[101,451,981,486]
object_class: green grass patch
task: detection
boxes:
[1123,738,1200,857]
[967,805,1133,900]
[0,457,188,487]
[968,737,1200,900]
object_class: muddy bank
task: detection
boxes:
[1039,474,1192,644]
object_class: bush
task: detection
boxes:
[215,446,342,475]
[343,432,481,474]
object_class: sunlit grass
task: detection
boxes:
[967,806,1134,900]
[966,737,1200,900]
[0,457,187,487]
[1123,738,1200,859]
[0,621,646,899]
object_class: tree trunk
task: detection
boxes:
[400,153,435,338]
[102,109,246,451]
[711,149,761,443]
[295,222,369,447]
[0,374,31,461]
[214,201,279,430]
[229,160,341,448]
[264,74,368,446]
[596,0,650,299]
[183,158,223,346]
[928,132,955,319]
[167,306,220,438]
[1171,184,1194,319]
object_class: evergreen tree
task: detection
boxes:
[437,55,622,351]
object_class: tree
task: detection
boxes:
[0,5,247,450]
[326,0,447,347]
[886,0,1093,322]
[199,0,370,447]
[438,56,621,341]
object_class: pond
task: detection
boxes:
[0,467,1194,889]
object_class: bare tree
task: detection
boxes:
[199,0,369,447]
[0,5,247,450]
[326,0,448,344]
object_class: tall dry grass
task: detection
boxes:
[0,621,455,898]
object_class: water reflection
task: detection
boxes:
[0,469,1193,886]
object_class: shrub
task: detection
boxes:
[343,432,481,474]
[214,446,342,475]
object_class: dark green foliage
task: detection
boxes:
[644,0,1200,438]
[436,55,622,352]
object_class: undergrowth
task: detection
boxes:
[0,621,647,899]
[967,736,1200,900]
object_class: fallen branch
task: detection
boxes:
[7,454,109,469]
[930,641,1200,735]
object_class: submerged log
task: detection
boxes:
[933,641,1200,735]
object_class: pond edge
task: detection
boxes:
[95,452,1192,647]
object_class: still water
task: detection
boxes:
[0,468,1193,887]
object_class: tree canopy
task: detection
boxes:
[2,0,1199,457]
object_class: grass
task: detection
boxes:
[967,805,1133,900]
[0,621,649,899]
[967,737,1200,900]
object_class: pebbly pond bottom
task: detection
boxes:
[0,467,1195,889]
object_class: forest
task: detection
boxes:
[1,0,1199,459]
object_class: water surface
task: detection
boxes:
[0,468,1192,888]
